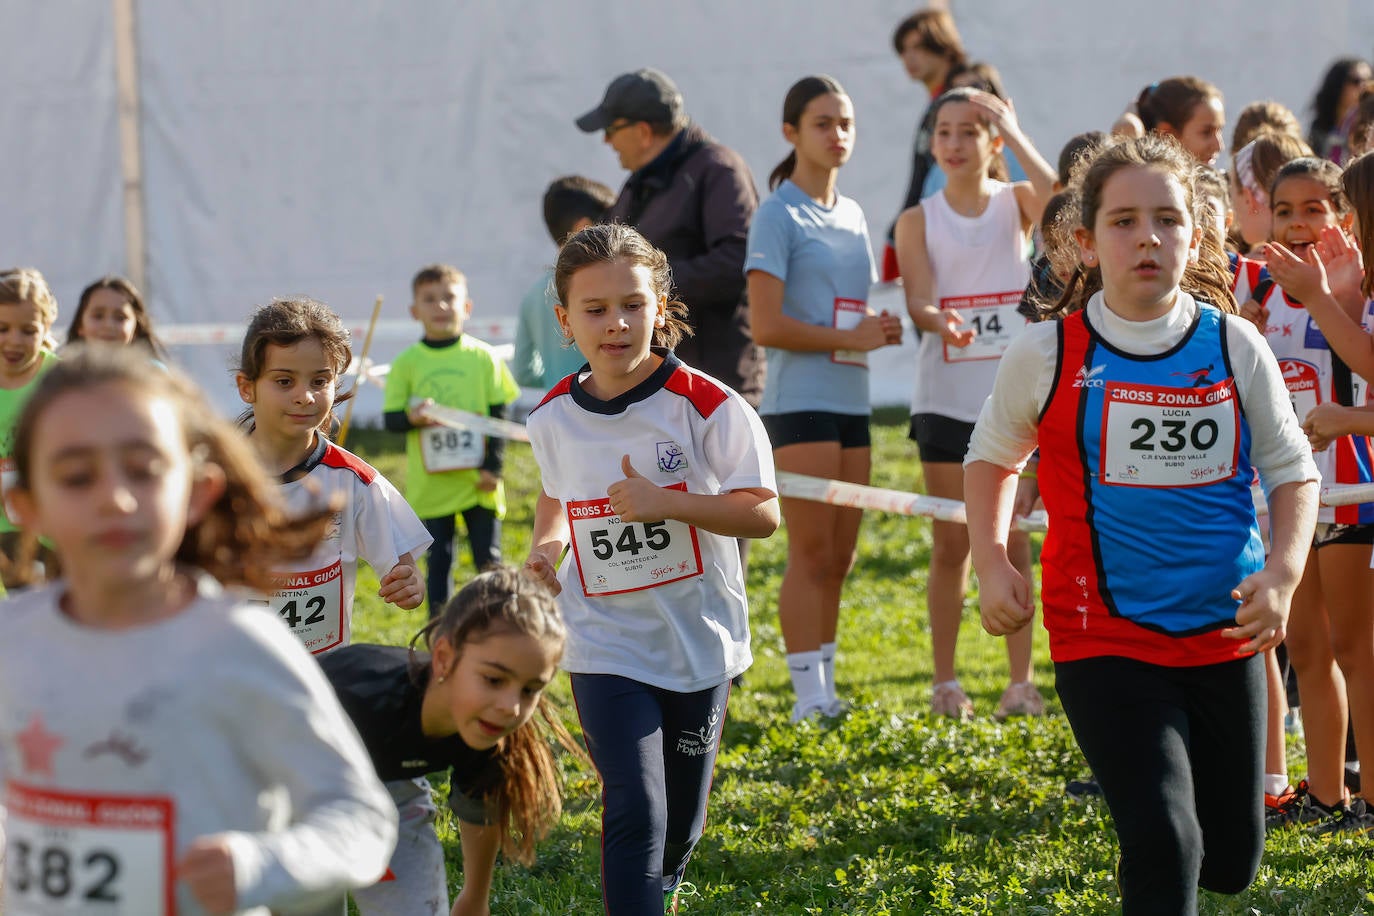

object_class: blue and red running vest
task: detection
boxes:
[1037,304,1264,666]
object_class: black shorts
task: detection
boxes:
[1312,522,1374,549]
[909,413,976,464]
[761,411,871,449]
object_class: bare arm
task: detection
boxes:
[894,205,976,348]
[746,270,893,353]
[450,821,501,916]
[965,91,1056,225]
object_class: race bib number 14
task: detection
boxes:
[567,483,703,596]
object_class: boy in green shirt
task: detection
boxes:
[383,264,520,614]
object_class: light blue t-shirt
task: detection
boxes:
[511,267,588,390]
[746,180,878,416]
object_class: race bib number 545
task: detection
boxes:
[1100,379,1240,488]
[4,783,175,915]
[567,483,703,596]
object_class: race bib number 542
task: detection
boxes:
[567,483,703,596]
[4,783,175,915]
[1100,379,1240,488]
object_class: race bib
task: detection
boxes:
[420,426,483,472]
[271,559,345,654]
[831,298,869,367]
[567,484,703,596]
[1277,358,1322,421]
[4,782,174,915]
[1100,380,1240,488]
[941,291,1025,362]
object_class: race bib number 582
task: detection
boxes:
[4,783,175,915]
[567,483,703,596]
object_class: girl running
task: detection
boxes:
[746,75,900,722]
[966,134,1318,912]
[1258,156,1374,831]
[322,565,583,916]
[524,222,778,914]
[895,86,1055,718]
[65,275,167,359]
[236,298,431,654]
[0,347,397,915]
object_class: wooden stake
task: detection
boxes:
[337,295,383,447]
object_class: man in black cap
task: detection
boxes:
[576,68,764,404]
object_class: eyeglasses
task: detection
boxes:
[604,120,636,140]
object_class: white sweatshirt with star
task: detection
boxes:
[0,575,397,915]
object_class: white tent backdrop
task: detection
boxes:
[2,0,1372,416]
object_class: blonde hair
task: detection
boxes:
[0,267,59,330]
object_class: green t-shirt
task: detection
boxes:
[383,336,520,518]
[0,351,58,533]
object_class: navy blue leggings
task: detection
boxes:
[571,674,730,915]
[422,507,500,615]
[1055,654,1265,915]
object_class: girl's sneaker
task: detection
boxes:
[1265,781,1335,832]
[1309,797,1374,836]
[931,681,975,720]
[994,681,1046,720]
[790,701,826,724]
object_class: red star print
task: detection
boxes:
[1282,325,1293,337]
[16,713,63,777]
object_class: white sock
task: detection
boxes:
[820,641,837,703]
[1264,773,1289,796]
[787,650,827,713]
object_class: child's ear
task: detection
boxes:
[655,296,668,327]
[1156,121,1180,141]
[431,635,455,678]
[462,299,474,317]
[234,372,255,405]
[1188,225,1203,263]
[408,303,421,321]
[1340,211,1355,233]
[6,487,38,538]
[1073,225,1097,267]
[554,304,572,338]
[186,461,227,529]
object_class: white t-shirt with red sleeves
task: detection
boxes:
[526,352,777,692]
[273,436,432,654]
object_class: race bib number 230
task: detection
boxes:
[567,483,703,596]
[1100,379,1240,488]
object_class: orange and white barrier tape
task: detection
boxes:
[412,401,531,443]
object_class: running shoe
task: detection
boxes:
[1309,797,1374,836]
[665,881,698,914]
[1265,781,1335,832]
[931,681,975,720]
[994,681,1046,720]
[1065,776,1103,799]
[790,701,826,725]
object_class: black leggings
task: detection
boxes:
[422,507,501,615]
[1055,654,1265,915]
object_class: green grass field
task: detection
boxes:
[344,420,1374,915]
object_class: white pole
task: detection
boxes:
[112,0,148,293]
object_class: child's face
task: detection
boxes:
[79,288,138,346]
[9,383,216,597]
[235,338,337,440]
[555,258,665,398]
[428,630,559,750]
[0,301,47,383]
[411,281,470,339]
[932,101,1000,179]
[1168,97,1225,168]
[1077,165,1198,319]
[784,92,854,174]
[1271,175,1347,254]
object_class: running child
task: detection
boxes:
[524,223,778,913]
[323,566,583,916]
[65,275,167,359]
[384,264,521,614]
[0,347,397,914]
[1258,156,1374,831]
[746,75,901,722]
[0,267,60,587]
[966,134,1318,912]
[237,298,430,654]
[894,86,1056,719]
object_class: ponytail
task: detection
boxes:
[769,151,798,191]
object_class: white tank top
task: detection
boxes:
[911,180,1030,422]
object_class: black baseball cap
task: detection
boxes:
[575,68,684,132]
